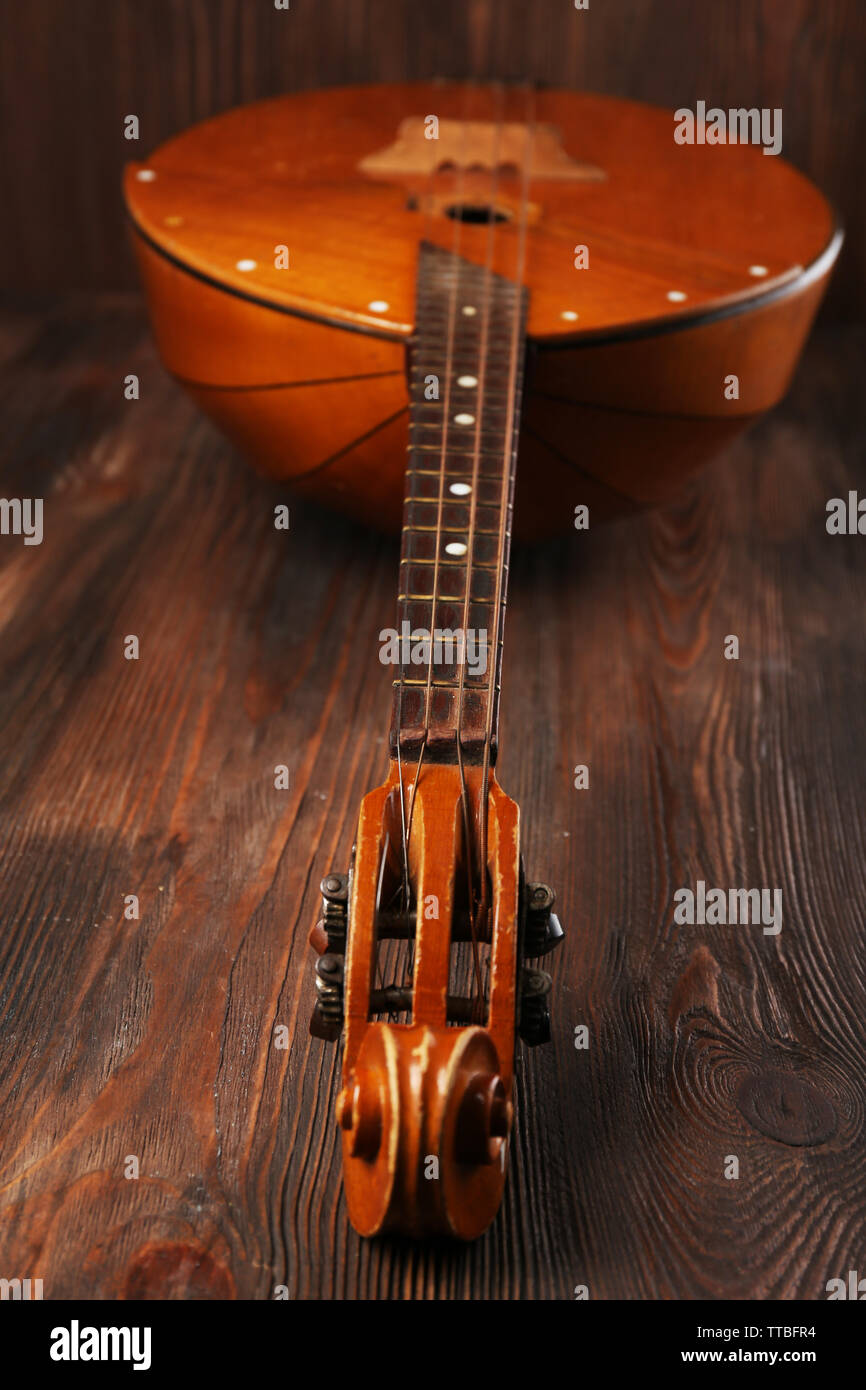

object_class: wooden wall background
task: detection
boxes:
[0,0,863,317]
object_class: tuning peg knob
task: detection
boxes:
[528,882,555,914]
[309,872,350,1040]
[320,871,349,951]
[518,966,552,1046]
[524,882,565,958]
[309,919,329,955]
[310,952,344,1042]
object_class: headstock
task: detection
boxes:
[308,760,563,1239]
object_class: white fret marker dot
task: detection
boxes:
[368,300,389,312]
[666,290,687,302]
[136,169,156,182]
[454,413,475,425]
[445,541,467,556]
[561,310,579,321]
[457,375,478,388]
[462,305,477,316]
[748,265,769,277]
[449,483,471,496]
[236,259,257,272]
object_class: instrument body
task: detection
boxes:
[124,83,840,536]
[126,82,839,1239]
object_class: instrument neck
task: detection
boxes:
[389,241,529,766]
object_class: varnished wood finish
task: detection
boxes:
[330,235,529,1238]
[0,299,863,1294]
[124,84,840,534]
[130,224,833,535]
[340,762,519,1238]
[125,84,836,340]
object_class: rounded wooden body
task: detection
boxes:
[124,83,841,533]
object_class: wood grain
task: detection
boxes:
[123,83,836,339]
[122,81,839,540]
[0,0,863,317]
[0,295,864,1298]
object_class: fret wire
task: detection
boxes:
[394,679,502,690]
[408,466,514,479]
[399,558,505,570]
[398,595,500,603]
[401,524,507,537]
[409,445,509,457]
[402,496,502,507]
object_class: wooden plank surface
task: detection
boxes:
[0,296,864,1299]
[0,0,863,318]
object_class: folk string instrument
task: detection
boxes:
[125,81,840,1239]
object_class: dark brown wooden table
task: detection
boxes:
[0,295,863,1299]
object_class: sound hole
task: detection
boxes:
[444,204,510,224]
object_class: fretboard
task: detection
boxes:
[389,241,528,765]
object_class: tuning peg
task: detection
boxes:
[310,953,344,1042]
[309,872,349,1040]
[309,919,329,955]
[320,872,349,952]
[518,966,552,1046]
[518,882,563,1045]
[523,881,564,958]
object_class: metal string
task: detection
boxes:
[474,84,536,948]
[405,79,475,836]
[392,82,534,1017]
[393,80,474,934]
[451,81,509,1007]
